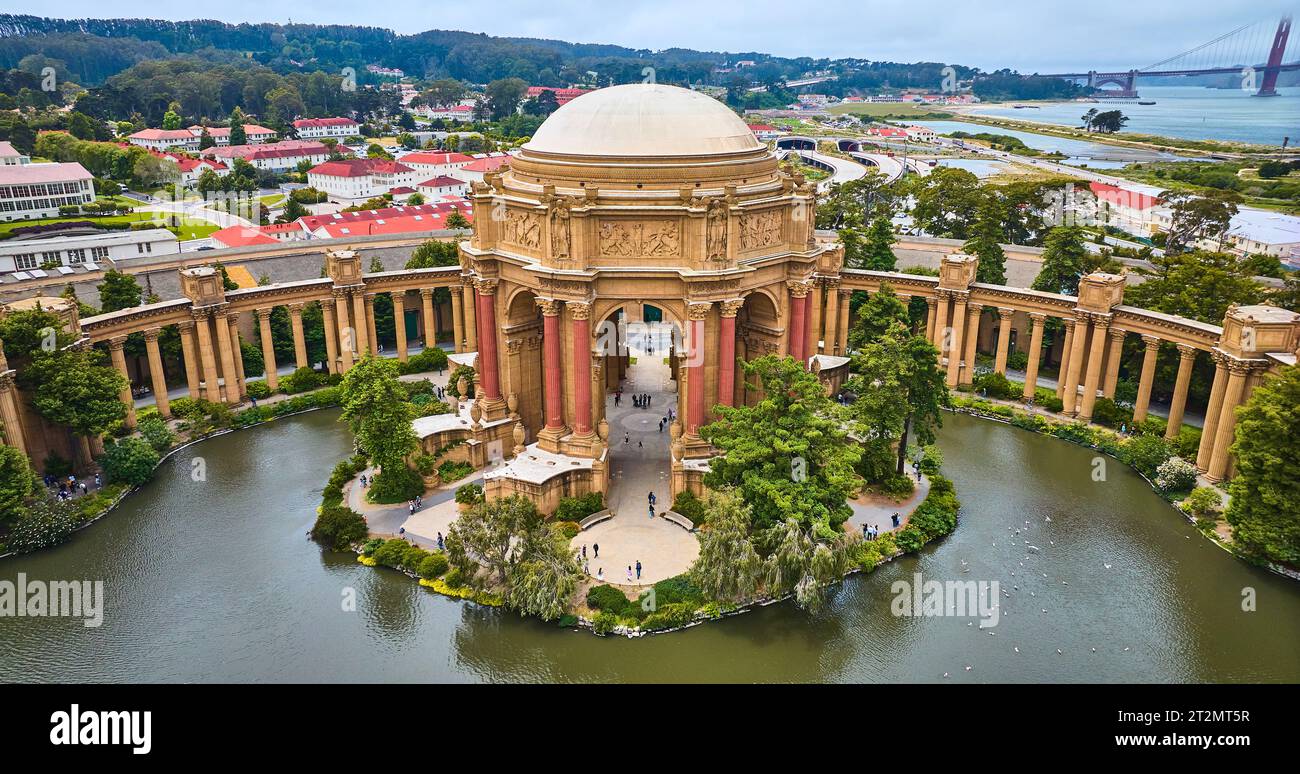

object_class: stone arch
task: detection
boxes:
[501,287,544,439]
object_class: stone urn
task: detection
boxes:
[597,418,609,442]
[469,400,482,427]
[456,375,468,399]
[507,392,519,419]
[512,421,525,454]
[670,439,684,462]
[669,421,682,441]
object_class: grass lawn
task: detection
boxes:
[828,103,956,120]
[0,211,222,241]
[258,193,286,208]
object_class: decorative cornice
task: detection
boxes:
[536,298,562,317]
[569,301,592,321]
[719,298,745,318]
[686,301,712,321]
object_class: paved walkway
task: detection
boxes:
[570,347,698,588]
[1001,367,1204,428]
[847,472,931,537]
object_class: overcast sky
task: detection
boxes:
[7,1,1297,72]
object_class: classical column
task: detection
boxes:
[1102,328,1126,399]
[1196,352,1230,472]
[787,282,808,364]
[351,290,370,357]
[256,309,279,392]
[538,298,565,434]
[474,280,501,401]
[177,320,201,400]
[108,336,136,429]
[925,296,939,344]
[1056,318,1076,398]
[0,372,26,456]
[1164,344,1198,441]
[687,302,710,435]
[332,290,353,372]
[193,311,222,404]
[1206,361,1250,482]
[960,303,982,386]
[571,302,593,436]
[288,303,308,369]
[994,308,1014,374]
[823,282,841,356]
[806,280,823,357]
[392,293,408,362]
[718,299,743,408]
[1132,336,1161,424]
[463,280,479,352]
[945,293,968,387]
[213,311,239,404]
[1061,315,1089,416]
[1021,312,1047,400]
[364,293,379,356]
[321,299,339,375]
[932,292,949,350]
[143,328,171,419]
[836,289,850,356]
[1078,316,1110,421]
[227,313,247,401]
[450,286,465,353]
[420,289,436,349]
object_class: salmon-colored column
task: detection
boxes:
[1196,353,1230,472]
[288,303,308,368]
[108,336,136,429]
[144,328,171,418]
[1132,335,1160,424]
[687,302,710,434]
[1021,313,1046,400]
[1206,361,1249,482]
[474,280,500,400]
[718,299,743,408]
[1164,344,1198,440]
[788,282,808,364]
[538,298,565,432]
[571,302,593,436]
[177,320,201,399]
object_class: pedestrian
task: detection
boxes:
[863,522,870,539]
[582,544,588,559]
[437,532,444,551]
[593,542,599,558]
[627,566,633,583]
[597,567,604,581]
[635,560,642,580]
[624,433,630,444]
[649,491,656,506]
[583,561,590,575]
[891,512,900,528]
[250,395,258,409]
[648,504,655,519]
[94,473,101,488]
[638,440,643,447]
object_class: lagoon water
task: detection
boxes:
[1,409,1297,683]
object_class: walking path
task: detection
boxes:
[847,472,930,537]
[570,347,699,589]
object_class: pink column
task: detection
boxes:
[572,303,592,436]
[788,286,807,364]
[718,300,741,408]
[687,303,709,435]
[540,300,564,431]
[475,282,501,400]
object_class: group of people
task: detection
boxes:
[46,472,97,501]
[631,393,653,409]
[407,495,423,514]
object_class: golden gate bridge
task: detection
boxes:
[1039,15,1295,98]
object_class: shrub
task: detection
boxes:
[919,444,943,475]
[1122,434,1173,479]
[368,465,425,503]
[101,437,160,487]
[878,473,915,498]
[671,489,707,525]
[1170,424,1202,461]
[42,452,73,478]
[437,460,473,483]
[311,506,368,551]
[455,483,484,506]
[417,552,450,579]
[586,584,631,614]
[280,366,324,394]
[1181,487,1223,520]
[371,538,412,568]
[1005,350,1030,371]
[552,520,581,539]
[443,567,468,588]
[137,415,175,455]
[322,454,367,508]
[246,380,272,400]
[413,453,437,476]
[4,496,83,554]
[555,491,603,521]
[640,602,697,631]
[973,371,1017,400]
[400,347,449,375]
[445,365,476,398]
[1089,397,1131,429]
[1155,457,1198,494]
[592,611,618,635]
[653,575,705,608]
[1040,394,1064,413]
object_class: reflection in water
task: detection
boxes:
[1,409,1296,683]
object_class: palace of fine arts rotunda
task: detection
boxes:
[1,84,1297,528]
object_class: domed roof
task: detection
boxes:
[522,84,764,158]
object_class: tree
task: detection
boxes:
[97,269,143,313]
[1090,110,1128,133]
[102,436,160,487]
[859,215,898,270]
[505,522,582,621]
[689,488,762,604]
[405,239,460,269]
[1080,108,1099,132]
[701,355,861,539]
[1032,225,1089,295]
[161,103,182,130]
[1125,250,1265,325]
[815,172,898,230]
[198,128,214,150]
[849,282,909,351]
[484,77,528,120]
[1226,365,1300,565]
[276,197,308,224]
[0,445,37,526]
[449,494,546,586]
[228,108,247,147]
[964,193,1007,284]
[340,354,417,473]
[1162,190,1240,254]
[909,166,983,239]
[446,209,470,229]
[23,349,127,438]
[762,517,853,612]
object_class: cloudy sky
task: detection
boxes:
[7,1,1297,72]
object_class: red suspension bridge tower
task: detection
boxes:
[1257,15,1292,97]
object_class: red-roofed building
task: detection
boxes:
[308,208,473,239]
[417,175,469,198]
[456,154,511,183]
[306,158,419,202]
[747,123,783,141]
[127,128,199,152]
[525,86,593,107]
[1088,182,1164,236]
[0,161,95,221]
[297,200,473,236]
[416,103,475,122]
[400,151,474,178]
[292,117,360,140]
[209,225,280,249]
[188,124,277,146]
[202,140,334,172]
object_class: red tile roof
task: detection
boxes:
[204,140,331,161]
[400,151,474,166]
[461,156,510,173]
[129,129,195,142]
[312,209,474,238]
[308,158,413,177]
[525,87,592,105]
[1089,182,1162,211]
[210,225,279,247]
[418,175,466,188]
[293,117,359,129]
[296,200,472,232]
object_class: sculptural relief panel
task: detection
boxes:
[596,219,681,260]
[738,209,783,252]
